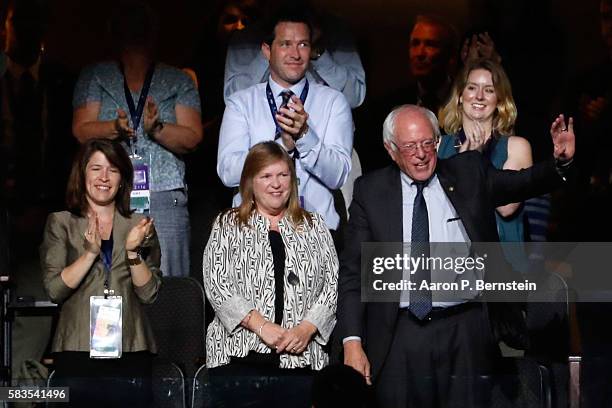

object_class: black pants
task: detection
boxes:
[51,351,152,408]
[207,356,314,408]
[375,304,498,408]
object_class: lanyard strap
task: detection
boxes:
[100,235,114,294]
[266,79,309,138]
[121,63,156,135]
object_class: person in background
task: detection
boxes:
[0,0,76,385]
[72,0,202,277]
[358,14,459,171]
[203,141,338,408]
[223,0,365,109]
[561,1,612,405]
[189,0,260,131]
[184,0,260,278]
[41,139,161,407]
[438,58,532,273]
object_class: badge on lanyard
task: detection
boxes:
[121,62,155,214]
[89,236,122,358]
[130,153,151,214]
[90,296,123,358]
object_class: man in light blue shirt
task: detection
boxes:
[217,6,353,231]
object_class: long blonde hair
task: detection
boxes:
[229,141,312,228]
[439,58,517,136]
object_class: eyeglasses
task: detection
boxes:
[390,139,436,155]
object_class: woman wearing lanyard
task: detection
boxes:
[41,139,161,407]
[72,0,202,277]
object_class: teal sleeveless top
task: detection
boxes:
[438,132,529,272]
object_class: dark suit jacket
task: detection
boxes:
[337,151,564,379]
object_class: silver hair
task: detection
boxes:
[382,104,441,150]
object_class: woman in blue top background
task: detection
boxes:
[71,0,202,278]
[437,58,533,272]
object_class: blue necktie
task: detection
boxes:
[409,180,432,320]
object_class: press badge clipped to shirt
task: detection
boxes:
[130,154,150,214]
[90,295,123,359]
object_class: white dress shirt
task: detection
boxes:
[342,172,479,344]
[217,76,353,230]
[400,172,483,308]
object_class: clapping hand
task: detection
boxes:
[550,114,575,162]
[115,109,135,138]
[84,213,102,255]
[276,95,309,150]
[143,97,160,136]
[126,217,154,252]
[460,120,488,153]
[461,32,502,64]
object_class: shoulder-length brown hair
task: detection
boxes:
[66,139,134,217]
[439,58,517,136]
[230,141,312,228]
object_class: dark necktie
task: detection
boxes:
[275,90,294,138]
[409,180,432,320]
[280,89,294,108]
[279,90,300,159]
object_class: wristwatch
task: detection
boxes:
[150,120,164,137]
[126,249,142,266]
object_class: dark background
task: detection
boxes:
[19,0,604,164]
[36,0,604,93]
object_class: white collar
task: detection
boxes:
[268,76,307,98]
[400,172,439,191]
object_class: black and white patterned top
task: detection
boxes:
[202,210,338,370]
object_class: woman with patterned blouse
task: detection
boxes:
[203,141,338,407]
